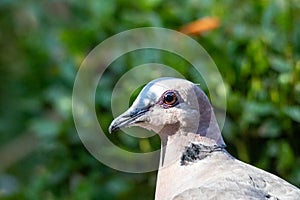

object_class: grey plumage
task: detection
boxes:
[109,77,300,200]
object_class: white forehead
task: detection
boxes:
[149,77,192,90]
[131,78,193,109]
[145,78,191,96]
[130,82,165,109]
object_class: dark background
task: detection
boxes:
[0,0,300,199]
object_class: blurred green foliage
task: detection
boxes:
[0,0,300,199]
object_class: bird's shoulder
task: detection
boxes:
[173,155,300,200]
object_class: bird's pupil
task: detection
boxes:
[163,92,177,105]
[165,94,174,102]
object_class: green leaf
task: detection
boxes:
[283,106,300,123]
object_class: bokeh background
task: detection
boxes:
[1,0,300,199]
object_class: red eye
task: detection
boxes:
[163,92,178,105]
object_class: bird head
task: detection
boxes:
[109,77,225,146]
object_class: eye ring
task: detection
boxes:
[163,91,178,106]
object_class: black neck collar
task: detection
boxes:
[180,143,226,165]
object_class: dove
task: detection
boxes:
[109,77,300,200]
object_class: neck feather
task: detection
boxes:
[192,85,225,146]
[158,130,224,168]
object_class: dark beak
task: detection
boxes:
[108,107,150,133]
